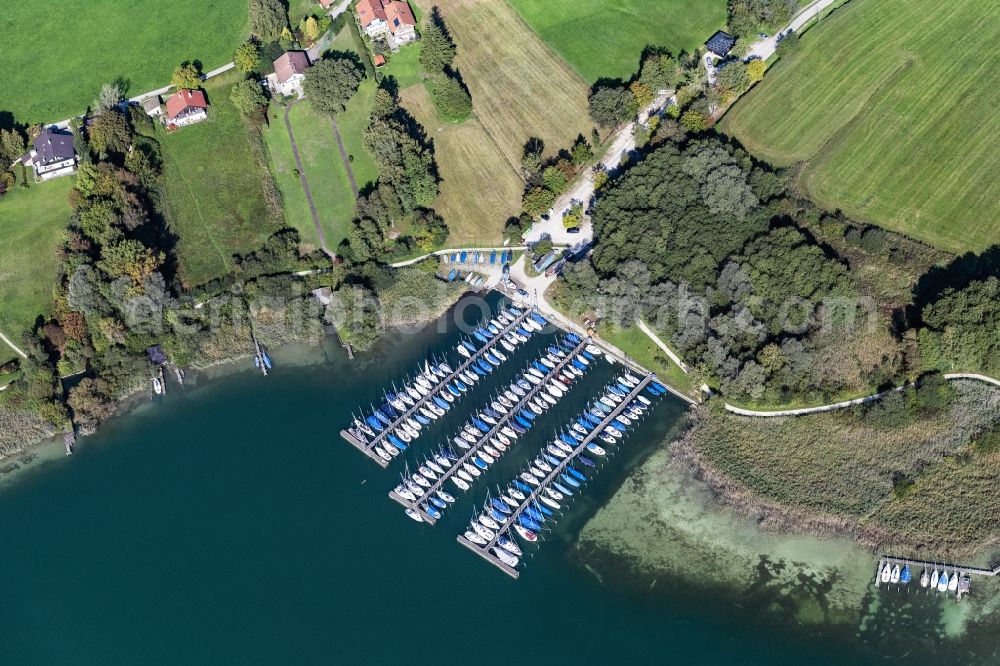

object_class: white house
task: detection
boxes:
[356,0,416,48]
[28,128,77,180]
[267,51,311,98]
[165,89,208,127]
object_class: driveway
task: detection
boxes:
[744,0,842,60]
[523,91,671,245]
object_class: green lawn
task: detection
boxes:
[720,0,1000,255]
[265,27,381,252]
[159,73,281,288]
[0,177,73,357]
[597,323,694,396]
[0,0,247,122]
[379,42,424,88]
[507,0,727,83]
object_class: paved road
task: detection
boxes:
[283,99,335,260]
[0,330,28,360]
[523,91,672,245]
[745,0,842,60]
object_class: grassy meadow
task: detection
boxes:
[266,27,380,251]
[0,0,247,122]
[399,85,522,244]
[596,323,694,396]
[720,0,1000,254]
[507,0,727,83]
[413,0,591,173]
[159,73,281,288]
[680,380,1000,556]
[0,177,73,360]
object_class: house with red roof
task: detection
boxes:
[266,51,311,98]
[356,0,416,49]
[165,89,208,127]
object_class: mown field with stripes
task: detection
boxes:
[720,0,1000,254]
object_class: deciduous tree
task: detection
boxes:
[304,54,365,116]
[230,79,268,116]
[171,63,202,90]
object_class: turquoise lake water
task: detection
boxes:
[0,294,994,664]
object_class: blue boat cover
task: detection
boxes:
[514,480,534,494]
[560,473,581,488]
[447,268,457,281]
[553,482,573,496]
[460,251,467,263]
[567,466,586,481]
[490,250,497,264]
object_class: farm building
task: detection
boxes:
[142,95,163,117]
[356,0,417,48]
[267,51,311,98]
[705,30,736,58]
[165,89,208,127]
[26,128,77,180]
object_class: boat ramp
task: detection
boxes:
[458,374,655,579]
[387,336,591,522]
[340,307,533,467]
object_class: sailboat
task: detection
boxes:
[937,571,949,592]
[919,569,929,588]
[930,569,939,589]
[889,565,900,583]
[948,571,959,592]
[880,563,892,584]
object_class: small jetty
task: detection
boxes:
[341,307,533,468]
[458,374,657,579]
[388,335,591,522]
[874,555,989,599]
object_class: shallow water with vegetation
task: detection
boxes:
[0,294,997,664]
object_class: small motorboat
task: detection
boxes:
[405,509,424,522]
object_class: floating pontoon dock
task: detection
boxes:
[341,307,533,468]
[458,373,656,579]
[875,555,995,598]
[388,335,590,522]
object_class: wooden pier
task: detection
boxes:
[875,555,997,598]
[388,335,590,522]
[341,307,534,467]
[458,374,656,579]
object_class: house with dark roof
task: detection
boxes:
[27,128,77,180]
[266,51,311,98]
[356,0,416,49]
[165,89,209,127]
[142,95,163,117]
[706,30,736,58]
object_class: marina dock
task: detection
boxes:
[458,373,656,579]
[341,307,534,468]
[387,335,591,522]
[875,555,992,597]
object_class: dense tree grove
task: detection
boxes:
[304,53,366,116]
[727,0,797,39]
[248,0,289,42]
[340,88,444,263]
[918,277,1000,377]
[418,7,472,122]
[419,7,457,73]
[559,130,876,404]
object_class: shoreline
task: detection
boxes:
[0,287,473,486]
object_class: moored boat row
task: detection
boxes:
[463,374,662,572]
[346,302,537,463]
[399,332,592,520]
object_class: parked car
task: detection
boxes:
[541,212,550,221]
[517,288,529,298]
[758,32,768,39]
[566,227,581,234]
